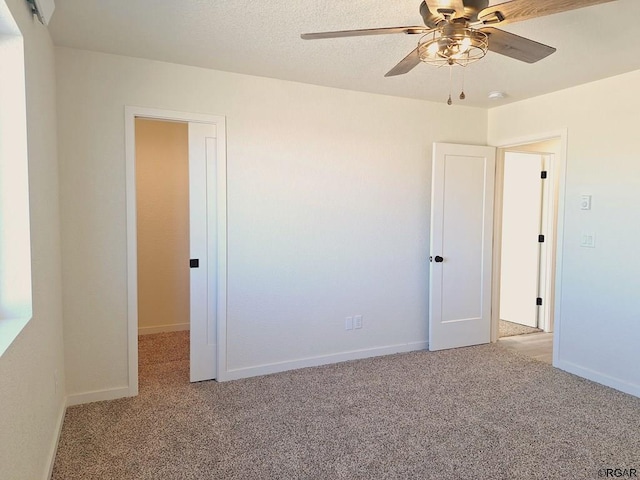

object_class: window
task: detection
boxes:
[0,1,33,355]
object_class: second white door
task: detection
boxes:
[499,152,544,329]
[429,143,496,351]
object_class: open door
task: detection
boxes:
[499,152,544,329]
[429,143,496,351]
[189,123,218,382]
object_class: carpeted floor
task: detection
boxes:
[52,332,640,479]
[138,330,189,366]
[499,319,542,338]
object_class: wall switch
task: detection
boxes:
[580,233,596,248]
[354,315,363,329]
[345,317,353,330]
[580,195,592,210]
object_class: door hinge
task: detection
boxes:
[536,297,543,306]
[541,171,548,179]
[538,234,545,243]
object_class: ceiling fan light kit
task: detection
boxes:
[418,25,488,67]
[301,0,616,104]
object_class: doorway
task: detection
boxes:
[499,151,546,335]
[427,135,566,362]
[125,107,228,396]
[135,119,190,336]
[493,137,563,364]
[135,118,191,385]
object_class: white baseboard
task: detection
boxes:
[555,359,640,398]
[218,341,428,381]
[138,322,189,335]
[45,398,66,480]
[66,386,132,407]
[67,342,428,403]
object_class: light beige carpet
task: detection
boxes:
[499,319,542,338]
[52,332,640,479]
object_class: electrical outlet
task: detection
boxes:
[345,317,353,330]
[354,315,363,329]
[581,233,596,248]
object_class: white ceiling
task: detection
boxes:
[48,0,640,108]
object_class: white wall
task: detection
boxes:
[135,119,190,334]
[0,1,65,479]
[489,70,640,397]
[56,47,487,396]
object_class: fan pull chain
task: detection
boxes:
[447,65,453,105]
[460,66,466,100]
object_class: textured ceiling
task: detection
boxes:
[48,0,640,108]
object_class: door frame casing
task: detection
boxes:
[124,106,228,396]
[490,130,568,366]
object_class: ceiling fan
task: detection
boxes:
[301,0,616,103]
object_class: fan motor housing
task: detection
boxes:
[420,0,490,26]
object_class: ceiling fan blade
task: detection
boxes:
[301,26,429,40]
[425,0,466,18]
[478,0,616,26]
[481,27,556,63]
[384,47,422,77]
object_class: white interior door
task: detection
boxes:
[429,143,496,351]
[499,152,544,328]
[189,122,217,382]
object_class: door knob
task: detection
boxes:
[434,256,444,263]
